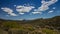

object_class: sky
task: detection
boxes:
[0,0,60,20]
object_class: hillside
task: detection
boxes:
[0,16,60,34]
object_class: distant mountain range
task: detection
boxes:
[0,16,60,21]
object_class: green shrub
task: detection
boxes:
[42,28,58,34]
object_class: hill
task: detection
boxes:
[0,16,60,34]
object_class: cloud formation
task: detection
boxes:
[1,7,17,16]
[19,13,25,15]
[16,5,35,14]
[32,12,41,14]
[48,10,54,13]
[35,0,58,11]
[1,0,58,15]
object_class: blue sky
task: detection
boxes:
[0,0,60,20]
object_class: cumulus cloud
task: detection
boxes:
[48,10,54,13]
[35,0,58,12]
[32,12,42,14]
[1,0,58,16]
[1,7,17,16]
[9,13,17,16]
[16,5,35,13]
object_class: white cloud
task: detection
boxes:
[1,8,12,13]
[16,5,35,13]
[9,13,17,16]
[19,13,24,15]
[1,7,17,16]
[48,10,54,13]
[32,12,41,14]
[35,0,58,12]
[1,0,58,16]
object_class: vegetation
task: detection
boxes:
[0,16,60,34]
